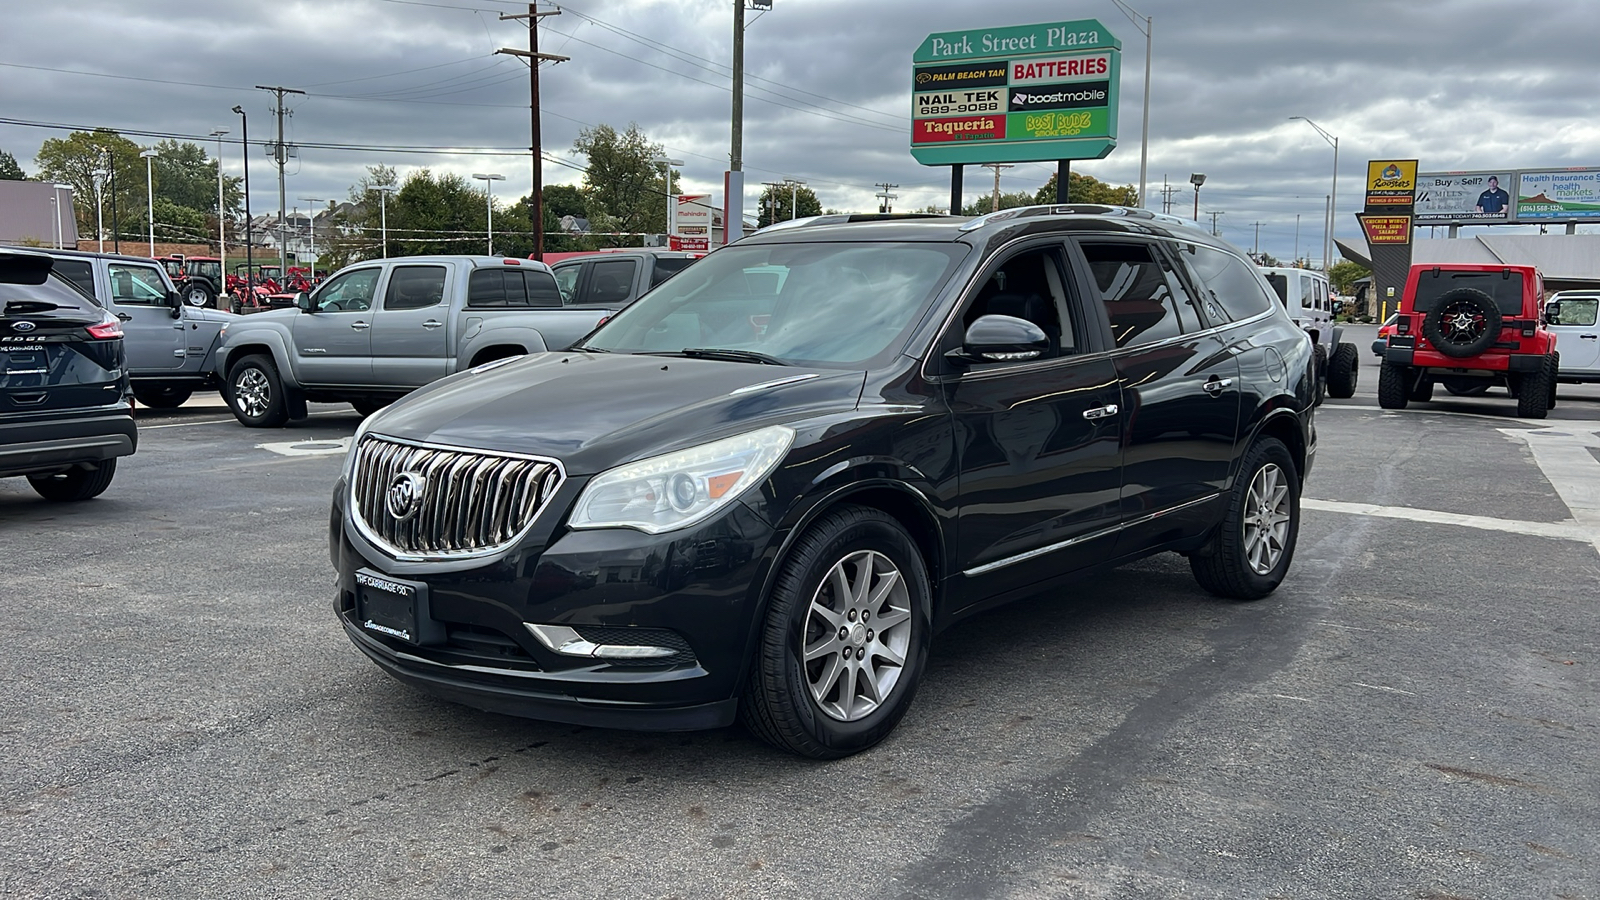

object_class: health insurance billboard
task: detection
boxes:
[1516,168,1600,221]
[1413,171,1516,223]
[910,19,1120,166]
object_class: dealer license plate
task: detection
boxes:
[356,569,425,644]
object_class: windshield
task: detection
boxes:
[1413,271,1526,316]
[581,242,967,367]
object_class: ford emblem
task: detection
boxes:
[12,321,37,333]
[385,471,427,522]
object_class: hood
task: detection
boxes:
[189,307,241,323]
[368,352,867,474]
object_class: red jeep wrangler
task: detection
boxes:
[1378,263,1558,418]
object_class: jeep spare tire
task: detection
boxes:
[1422,288,1502,358]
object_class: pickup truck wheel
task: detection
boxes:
[28,460,117,502]
[1422,288,1503,358]
[1516,354,1556,419]
[1189,437,1299,600]
[184,283,216,308]
[131,385,193,409]
[739,505,931,759]
[228,354,289,427]
[1377,362,1410,409]
[1325,343,1359,398]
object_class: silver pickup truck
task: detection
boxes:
[214,255,621,427]
[41,247,235,408]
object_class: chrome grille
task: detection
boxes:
[350,435,563,559]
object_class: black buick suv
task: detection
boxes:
[330,206,1316,758]
[1,249,136,502]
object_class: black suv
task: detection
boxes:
[330,207,1316,757]
[1,249,137,501]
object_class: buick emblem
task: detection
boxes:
[11,321,36,333]
[385,471,427,522]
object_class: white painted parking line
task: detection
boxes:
[1501,425,1600,528]
[256,436,353,457]
[1302,498,1593,544]
[139,417,239,430]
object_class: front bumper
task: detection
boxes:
[330,480,778,731]
[0,406,136,478]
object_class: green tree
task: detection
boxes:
[756,183,823,228]
[572,123,675,242]
[33,130,146,241]
[151,197,208,244]
[0,149,24,180]
[1328,260,1369,295]
[150,139,241,218]
[1032,172,1140,206]
[961,190,1037,216]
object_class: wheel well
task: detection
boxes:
[225,343,275,375]
[821,485,944,592]
[469,345,527,367]
[1258,413,1307,479]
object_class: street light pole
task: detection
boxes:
[375,186,396,259]
[232,105,254,298]
[92,170,106,252]
[650,157,684,246]
[1112,0,1152,207]
[140,149,158,256]
[300,197,325,276]
[472,173,506,255]
[1190,173,1205,222]
[211,128,228,283]
[786,178,807,221]
[1290,116,1339,271]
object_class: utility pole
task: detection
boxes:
[498,5,568,261]
[1252,221,1264,255]
[785,178,806,221]
[1160,175,1176,215]
[760,181,782,226]
[1209,210,1225,236]
[874,182,899,213]
[256,84,304,280]
[980,163,1013,213]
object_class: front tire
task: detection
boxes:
[227,354,289,427]
[1325,343,1358,398]
[28,460,117,502]
[740,506,931,759]
[1189,438,1300,600]
[132,385,193,409]
[1377,362,1410,409]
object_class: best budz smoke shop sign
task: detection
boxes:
[910,20,1121,166]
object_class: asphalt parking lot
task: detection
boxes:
[4,333,1598,899]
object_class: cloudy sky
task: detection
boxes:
[4,0,1598,264]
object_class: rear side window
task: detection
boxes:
[1184,245,1276,323]
[1553,297,1600,326]
[383,265,446,310]
[52,259,97,299]
[524,271,562,307]
[1301,276,1316,310]
[582,259,637,305]
[1080,241,1192,349]
[1266,273,1289,307]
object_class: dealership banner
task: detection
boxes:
[1414,172,1515,223]
[1516,169,1600,220]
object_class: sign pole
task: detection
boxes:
[1057,160,1071,202]
[950,165,964,215]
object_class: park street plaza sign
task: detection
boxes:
[910,19,1121,166]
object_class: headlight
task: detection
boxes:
[569,425,794,534]
[341,412,380,481]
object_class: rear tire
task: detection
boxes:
[184,282,217,308]
[1377,362,1410,409]
[28,460,117,502]
[1325,343,1358,398]
[739,505,932,759]
[1516,354,1555,419]
[1311,343,1327,406]
[227,354,289,427]
[1408,374,1434,402]
[131,385,193,409]
[1189,437,1300,600]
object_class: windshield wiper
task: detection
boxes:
[569,345,610,353]
[676,347,789,366]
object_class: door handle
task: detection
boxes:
[1082,404,1119,420]
[421,320,443,329]
[350,321,370,330]
[1581,334,1598,340]
[1203,376,1234,396]
[116,313,132,322]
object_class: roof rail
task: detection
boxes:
[748,212,960,238]
[958,204,1193,232]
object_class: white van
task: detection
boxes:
[1259,266,1359,399]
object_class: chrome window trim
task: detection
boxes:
[348,433,568,563]
[962,492,1221,578]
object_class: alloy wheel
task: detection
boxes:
[234,368,271,418]
[1243,463,1293,575]
[802,549,913,722]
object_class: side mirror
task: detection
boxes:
[167,290,184,317]
[1545,300,1560,323]
[295,291,313,312]
[948,314,1049,365]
